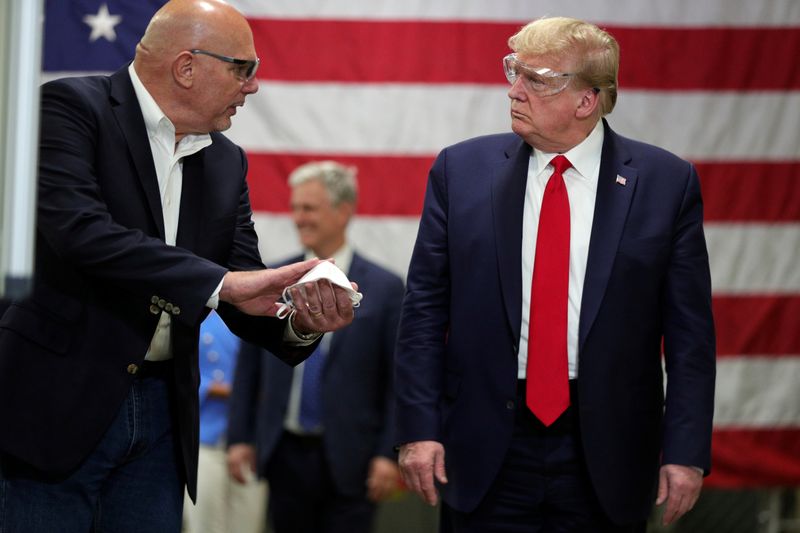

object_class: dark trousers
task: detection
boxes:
[442,381,646,533]
[0,363,184,533]
[265,431,375,533]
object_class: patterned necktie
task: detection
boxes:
[298,344,325,431]
[526,155,572,426]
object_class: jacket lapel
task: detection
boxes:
[109,66,165,240]
[492,137,532,345]
[578,120,638,350]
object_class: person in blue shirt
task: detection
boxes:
[183,311,267,533]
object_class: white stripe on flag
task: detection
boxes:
[228,84,800,160]
[255,215,800,295]
[707,224,800,294]
[230,0,800,27]
[714,356,800,427]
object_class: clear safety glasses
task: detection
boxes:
[502,53,575,96]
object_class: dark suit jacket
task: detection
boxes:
[0,67,314,499]
[394,120,716,524]
[228,252,404,496]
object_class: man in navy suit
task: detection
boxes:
[0,2,355,532]
[395,16,716,532]
[227,161,405,533]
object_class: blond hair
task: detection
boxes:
[508,16,619,115]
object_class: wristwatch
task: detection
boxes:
[290,312,322,342]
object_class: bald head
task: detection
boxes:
[137,0,252,61]
[131,0,259,139]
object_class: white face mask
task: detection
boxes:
[275,261,363,319]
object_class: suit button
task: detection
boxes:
[151,295,159,304]
[127,364,139,375]
[158,299,166,309]
[165,303,173,312]
[506,400,515,410]
[149,305,160,315]
[172,306,181,316]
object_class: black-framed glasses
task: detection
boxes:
[189,49,260,82]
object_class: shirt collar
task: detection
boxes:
[128,63,212,152]
[532,119,605,180]
[304,242,354,276]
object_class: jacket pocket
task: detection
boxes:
[0,291,82,355]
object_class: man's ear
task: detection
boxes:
[173,51,195,89]
[575,88,600,119]
[337,201,355,225]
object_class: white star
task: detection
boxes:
[83,3,123,43]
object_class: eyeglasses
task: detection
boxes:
[502,53,575,96]
[189,49,260,82]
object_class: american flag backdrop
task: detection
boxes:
[42,0,800,488]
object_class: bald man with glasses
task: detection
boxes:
[0,1,356,532]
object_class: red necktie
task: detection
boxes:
[526,155,572,426]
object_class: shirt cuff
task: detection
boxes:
[206,278,224,309]
[284,315,322,345]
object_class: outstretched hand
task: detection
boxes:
[219,259,356,334]
[286,278,357,335]
[219,259,321,316]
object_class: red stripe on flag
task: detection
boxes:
[706,428,800,487]
[249,19,800,90]
[697,162,800,222]
[250,19,515,84]
[612,26,800,91]
[714,296,800,357]
[246,153,433,215]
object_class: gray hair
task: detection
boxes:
[288,160,358,207]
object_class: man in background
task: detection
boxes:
[227,161,404,533]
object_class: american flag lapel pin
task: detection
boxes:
[615,175,627,186]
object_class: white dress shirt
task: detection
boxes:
[129,64,213,361]
[518,120,604,379]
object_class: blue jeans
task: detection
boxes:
[0,373,184,533]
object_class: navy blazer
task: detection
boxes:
[0,67,314,499]
[228,252,404,496]
[394,121,716,524]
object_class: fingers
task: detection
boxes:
[227,461,246,484]
[366,457,400,502]
[288,279,355,333]
[276,258,321,285]
[661,492,683,526]
[655,466,668,505]
[434,449,448,485]
[227,445,254,484]
[398,441,446,507]
[366,473,393,502]
[658,464,703,526]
